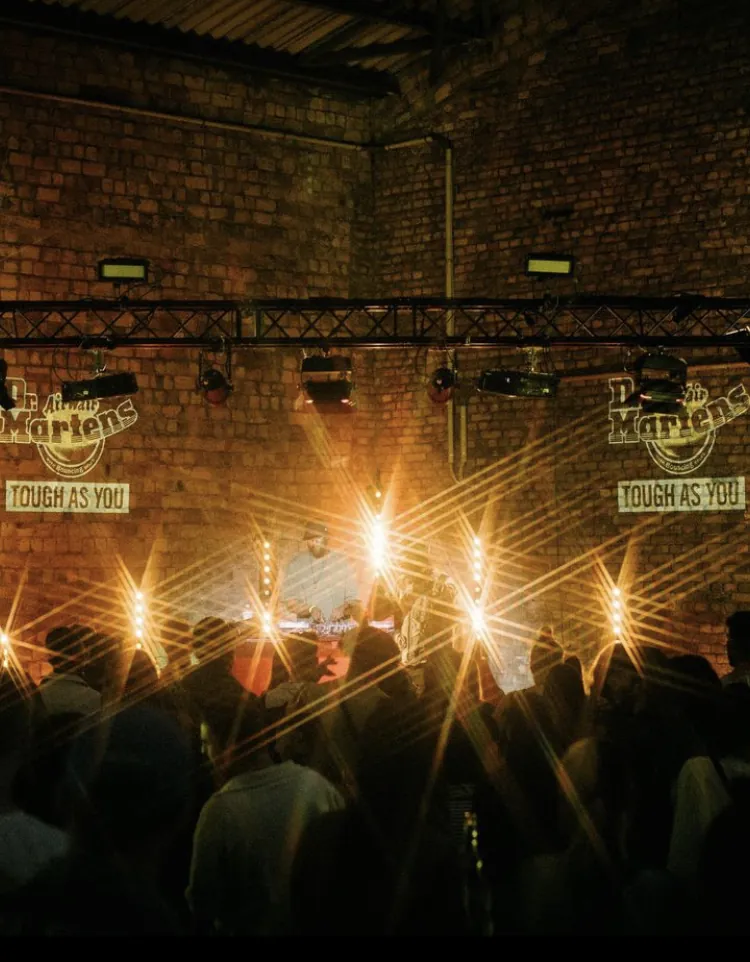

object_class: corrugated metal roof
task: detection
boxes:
[21,0,486,86]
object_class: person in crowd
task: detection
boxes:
[698,786,750,935]
[157,617,194,680]
[123,648,161,700]
[181,619,241,727]
[37,625,101,719]
[265,631,327,713]
[79,631,125,701]
[3,703,193,935]
[526,625,565,695]
[281,520,362,625]
[12,710,84,831]
[0,672,69,893]
[714,681,750,786]
[291,691,471,936]
[291,626,399,796]
[188,690,344,936]
[189,617,237,669]
[722,610,750,687]
[542,656,588,751]
[263,631,330,763]
[394,545,457,694]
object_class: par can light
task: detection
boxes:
[301,355,354,411]
[198,368,233,406]
[428,367,456,404]
[630,352,687,414]
[61,371,139,402]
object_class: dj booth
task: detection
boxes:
[230,617,395,695]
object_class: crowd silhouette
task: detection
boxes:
[0,609,748,936]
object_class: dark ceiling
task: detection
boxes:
[5,0,494,98]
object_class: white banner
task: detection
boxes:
[5,481,130,514]
[618,477,745,513]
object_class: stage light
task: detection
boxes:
[470,603,486,637]
[371,514,388,575]
[472,535,483,605]
[0,631,9,669]
[628,352,687,414]
[133,589,146,650]
[464,535,487,642]
[98,257,149,283]
[428,366,456,404]
[301,355,354,411]
[198,367,233,406]
[611,586,624,643]
[477,369,559,399]
[258,539,276,605]
[61,371,138,402]
[0,359,15,411]
[262,609,274,638]
[197,343,233,406]
[525,252,575,277]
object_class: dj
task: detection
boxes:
[281,520,363,626]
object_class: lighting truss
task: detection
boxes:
[1,296,750,348]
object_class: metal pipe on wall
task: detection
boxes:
[0,84,365,152]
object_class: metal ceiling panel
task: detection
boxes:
[18,0,487,92]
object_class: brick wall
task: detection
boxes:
[359,0,750,679]
[0,24,376,672]
[3,3,750,685]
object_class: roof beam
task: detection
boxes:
[303,37,436,64]
[0,0,398,98]
[285,0,482,41]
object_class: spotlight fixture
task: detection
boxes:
[98,257,149,283]
[476,370,559,399]
[628,351,687,414]
[198,368,233,406]
[366,475,388,575]
[460,535,487,642]
[428,366,456,404]
[61,371,139,402]
[0,630,9,670]
[525,252,575,277]
[197,344,233,406]
[301,355,354,411]
[0,359,15,411]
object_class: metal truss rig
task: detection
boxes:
[1,295,750,349]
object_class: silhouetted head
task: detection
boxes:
[191,617,235,667]
[529,635,565,690]
[45,625,91,673]
[348,627,399,682]
[65,704,193,855]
